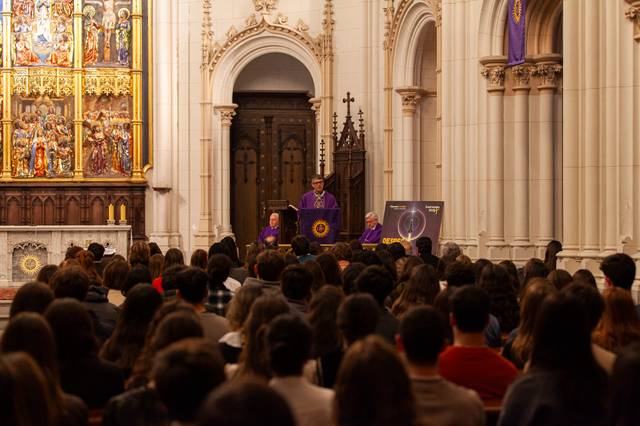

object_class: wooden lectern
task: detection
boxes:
[265,200,298,244]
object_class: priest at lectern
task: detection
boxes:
[298,174,338,210]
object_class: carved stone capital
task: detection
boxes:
[215,105,238,127]
[626,2,640,41]
[511,64,535,90]
[309,97,322,120]
[534,63,563,89]
[481,65,506,92]
[396,87,425,113]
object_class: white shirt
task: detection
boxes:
[269,376,334,426]
[224,276,242,293]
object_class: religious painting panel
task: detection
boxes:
[11,95,74,178]
[13,0,74,67]
[82,95,132,178]
[83,0,132,67]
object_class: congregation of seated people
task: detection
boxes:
[2,236,640,426]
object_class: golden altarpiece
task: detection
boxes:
[0,0,151,240]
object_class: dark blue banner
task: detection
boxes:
[507,0,526,66]
[299,208,341,244]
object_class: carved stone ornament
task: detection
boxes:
[626,3,640,41]
[206,10,327,71]
[534,64,563,89]
[481,66,506,91]
[217,108,236,127]
[396,87,425,112]
[296,19,310,33]
[202,0,214,66]
[254,0,277,15]
[511,64,535,89]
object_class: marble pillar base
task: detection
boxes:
[193,232,216,251]
[510,242,535,262]
[486,242,511,261]
[149,232,183,253]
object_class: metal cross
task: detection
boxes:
[343,92,355,118]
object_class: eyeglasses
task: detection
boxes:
[312,181,324,185]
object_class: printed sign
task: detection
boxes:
[380,201,444,254]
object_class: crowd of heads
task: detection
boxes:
[1,237,640,426]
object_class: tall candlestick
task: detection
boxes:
[108,204,115,222]
[120,204,126,222]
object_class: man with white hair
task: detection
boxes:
[258,212,280,244]
[359,212,382,244]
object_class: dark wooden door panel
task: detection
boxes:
[231,93,315,250]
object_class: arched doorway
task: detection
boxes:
[230,53,317,250]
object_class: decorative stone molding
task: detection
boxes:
[320,0,335,60]
[534,63,563,89]
[201,0,214,67]
[396,87,426,114]
[480,65,506,91]
[215,105,237,127]
[254,0,277,15]
[434,1,442,28]
[384,0,440,53]
[626,1,640,41]
[205,13,325,71]
[309,97,321,115]
[511,64,535,89]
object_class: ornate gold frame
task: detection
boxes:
[0,0,152,183]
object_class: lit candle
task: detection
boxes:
[120,204,126,222]
[108,204,115,221]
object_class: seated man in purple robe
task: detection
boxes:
[258,212,280,245]
[359,211,383,244]
[298,174,338,210]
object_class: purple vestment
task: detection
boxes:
[298,190,338,210]
[359,223,382,244]
[258,226,279,243]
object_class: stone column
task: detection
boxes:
[149,0,174,251]
[511,63,535,260]
[628,2,640,272]
[480,57,508,259]
[215,105,237,239]
[309,98,322,173]
[560,1,580,264]
[534,55,562,255]
[396,87,425,200]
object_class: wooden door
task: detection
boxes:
[231,93,316,251]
